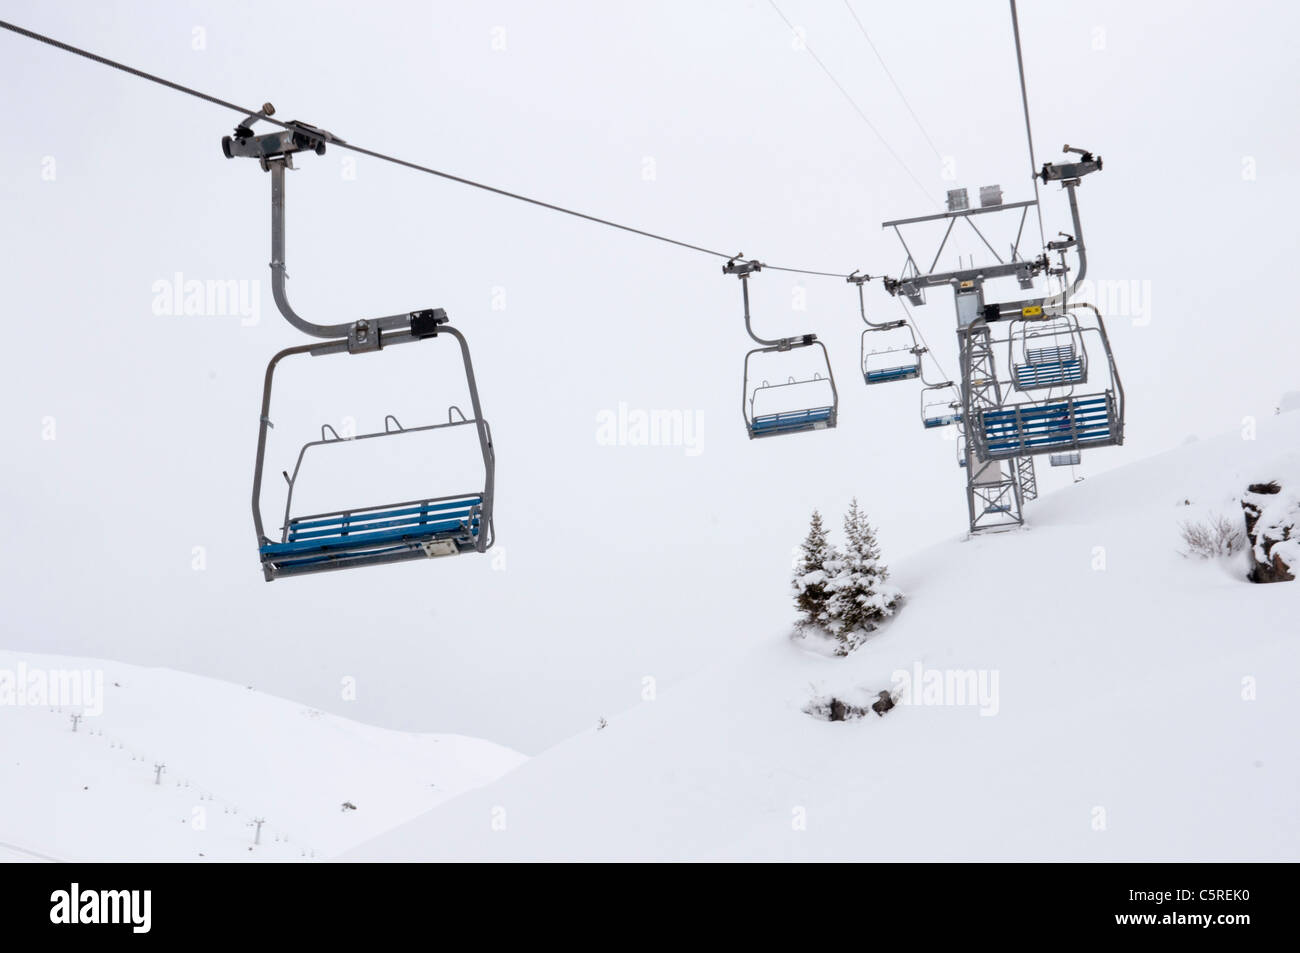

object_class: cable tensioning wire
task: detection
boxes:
[1008,0,1048,254]
[898,298,958,400]
[0,18,858,280]
[840,0,944,162]
[766,263,861,279]
[834,0,975,266]
[765,0,938,207]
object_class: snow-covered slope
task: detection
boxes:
[0,653,524,861]
[347,411,1300,861]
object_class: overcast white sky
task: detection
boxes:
[2,1,1297,752]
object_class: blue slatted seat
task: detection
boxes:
[750,406,834,436]
[865,365,920,384]
[1014,358,1084,389]
[979,396,1113,457]
[923,411,962,429]
[1026,344,1075,364]
[260,496,482,558]
[1015,343,1084,390]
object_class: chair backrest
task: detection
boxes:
[1025,343,1076,365]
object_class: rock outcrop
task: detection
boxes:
[1242,481,1298,583]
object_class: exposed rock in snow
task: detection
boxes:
[1242,481,1298,583]
[871,690,896,717]
[804,688,896,721]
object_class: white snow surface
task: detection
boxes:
[3,413,1297,862]
[344,411,1300,861]
[0,653,524,861]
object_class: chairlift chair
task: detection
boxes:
[862,325,923,385]
[1009,313,1088,391]
[727,259,839,439]
[745,366,837,438]
[252,314,496,581]
[970,304,1124,462]
[848,274,923,385]
[921,380,963,429]
[219,118,498,580]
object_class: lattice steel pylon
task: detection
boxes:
[958,307,1023,532]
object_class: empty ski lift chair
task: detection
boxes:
[851,275,922,385]
[1011,315,1087,391]
[726,259,839,439]
[746,372,837,437]
[971,305,1124,462]
[220,119,497,581]
[861,320,923,385]
[862,333,922,385]
[252,313,496,581]
[921,380,962,429]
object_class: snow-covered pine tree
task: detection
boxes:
[792,509,838,631]
[826,498,902,651]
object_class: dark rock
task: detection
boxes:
[818,696,869,721]
[1242,482,1296,583]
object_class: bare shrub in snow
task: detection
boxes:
[1179,513,1245,559]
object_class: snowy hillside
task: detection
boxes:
[0,652,523,861]
[347,411,1300,861]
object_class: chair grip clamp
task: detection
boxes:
[410,308,449,338]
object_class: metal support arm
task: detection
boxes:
[268,160,417,342]
[725,261,816,350]
[986,179,1089,319]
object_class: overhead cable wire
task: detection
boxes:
[765,0,938,207]
[898,298,958,399]
[0,18,859,279]
[839,0,943,162]
[1008,0,1048,253]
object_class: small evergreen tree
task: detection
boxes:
[792,509,838,631]
[826,498,902,650]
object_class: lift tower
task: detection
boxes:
[881,147,1103,534]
